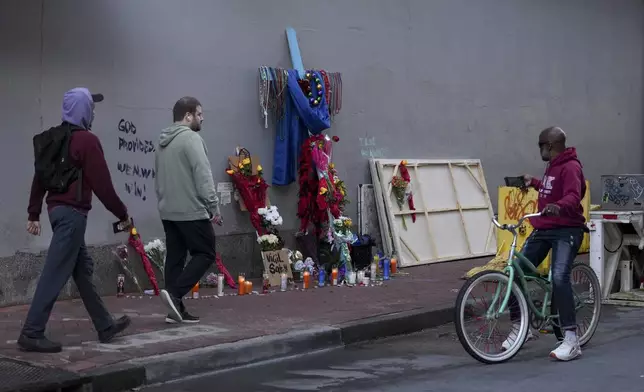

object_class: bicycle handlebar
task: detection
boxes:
[492,212,542,232]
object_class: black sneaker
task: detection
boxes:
[17,334,62,353]
[98,315,132,343]
[160,289,183,323]
[165,311,200,324]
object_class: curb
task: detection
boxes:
[83,306,454,391]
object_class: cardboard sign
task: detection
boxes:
[228,155,270,211]
[261,249,293,286]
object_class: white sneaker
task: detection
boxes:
[549,335,581,361]
[502,324,534,351]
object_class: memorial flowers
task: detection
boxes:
[226,149,269,233]
[257,233,284,252]
[297,134,348,235]
[258,206,283,230]
[144,238,166,274]
[330,216,356,275]
[391,160,415,229]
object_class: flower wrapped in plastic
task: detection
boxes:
[391,174,411,230]
[144,238,166,274]
[331,216,357,274]
[258,206,284,229]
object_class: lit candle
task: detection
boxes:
[192,282,200,299]
[303,271,311,289]
[391,258,398,274]
[331,267,338,286]
[245,280,253,294]
[238,274,246,296]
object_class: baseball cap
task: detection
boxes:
[91,93,104,103]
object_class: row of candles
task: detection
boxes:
[231,256,399,295]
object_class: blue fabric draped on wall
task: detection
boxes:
[272,70,331,186]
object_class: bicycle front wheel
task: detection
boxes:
[455,270,530,364]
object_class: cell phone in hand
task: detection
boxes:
[504,176,525,188]
[112,218,134,234]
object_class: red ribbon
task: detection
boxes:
[128,233,160,295]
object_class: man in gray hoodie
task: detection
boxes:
[155,96,222,323]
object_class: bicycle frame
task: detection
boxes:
[485,212,557,323]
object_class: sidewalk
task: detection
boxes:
[0,257,483,391]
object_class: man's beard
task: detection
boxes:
[190,120,201,132]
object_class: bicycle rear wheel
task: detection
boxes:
[455,270,530,364]
[552,262,602,346]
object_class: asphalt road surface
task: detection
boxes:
[144,306,644,392]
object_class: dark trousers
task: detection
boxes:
[510,227,584,330]
[22,206,113,338]
[162,220,216,307]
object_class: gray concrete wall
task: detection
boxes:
[0,0,642,305]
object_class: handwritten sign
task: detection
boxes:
[261,249,293,286]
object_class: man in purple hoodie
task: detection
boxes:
[21,88,132,353]
[502,126,587,361]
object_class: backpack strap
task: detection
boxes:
[66,124,84,202]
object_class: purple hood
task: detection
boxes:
[62,87,94,129]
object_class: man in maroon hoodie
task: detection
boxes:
[21,88,132,353]
[502,126,587,362]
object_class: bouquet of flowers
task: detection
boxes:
[258,206,283,230]
[391,173,411,230]
[257,233,285,252]
[226,148,269,233]
[144,238,166,275]
[330,216,356,274]
[297,135,346,235]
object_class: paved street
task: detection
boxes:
[145,306,644,392]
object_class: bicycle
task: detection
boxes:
[454,212,602,363]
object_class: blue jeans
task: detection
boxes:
[22,206,114,338]
[510,227,584,330]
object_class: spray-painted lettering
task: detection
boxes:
[602,178,630,206]
[117,162,156,179]
[359,136,389,158]
[118,119,137,135]
[115,119,154,202]
[118,137,156,154]
[124,181,147,201]
[503,189,537,221]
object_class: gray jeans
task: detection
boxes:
[22,206,113,338]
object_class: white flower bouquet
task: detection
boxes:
[144,238,166,274]
[258,205,284,228]
[257,233,284,252]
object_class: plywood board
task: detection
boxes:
[369,159,394,256]
[373,159,496,267]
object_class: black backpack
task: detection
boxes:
[32,123,82,199]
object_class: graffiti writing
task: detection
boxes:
[117,162,156,179]
[118,137,155,154]
[629,178,644,202]
[124,181,148,201]
[503,189,537,221]
[115,119,155,202]
[359,136,389,158]
[117,119,137,135]
[602,178,630,206]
